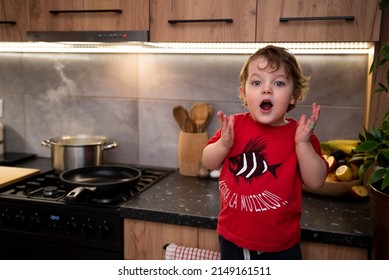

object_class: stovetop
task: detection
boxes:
[0,164,174,259]
[0,166,173,209]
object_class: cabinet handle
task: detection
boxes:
[0,21,17,25]
[168,18,233,24]
[280,16,354,22]
[49,9,123,15]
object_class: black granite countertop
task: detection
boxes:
[12,156,53,172]
[12,157,372,249]
[120,171,372,249]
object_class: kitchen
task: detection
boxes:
[0,0,388,260]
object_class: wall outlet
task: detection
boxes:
[0,99,2,117]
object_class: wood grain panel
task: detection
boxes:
[0,0,30,41]
[301,241,368,260]
[198,228,220,252]
[256,0,381,42]
[124,219,198,260]
[30,0,149,31]
[0,166,40,188]
[150,0,257,42]
[124,219,369,260]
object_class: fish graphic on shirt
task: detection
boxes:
[228,137,281,183]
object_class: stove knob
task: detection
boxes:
[66,217,80,235]
[15,210,26,228]
[1,208,14,226]
[99,220,112,239]
[29,212,42,230]
[82,218,96,237]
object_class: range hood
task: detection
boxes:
[26,31,149,42]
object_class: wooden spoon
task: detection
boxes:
[173,105,193,132]
[190,103,212,133]
[203,104,214,131]
[173,105,187,131]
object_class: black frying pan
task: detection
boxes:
[60,165,141,201]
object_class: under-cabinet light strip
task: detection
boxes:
[0,42,374,54]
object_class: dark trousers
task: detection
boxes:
[219,236,302,260]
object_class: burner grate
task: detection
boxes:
[0,166,173,208]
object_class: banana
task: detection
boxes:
[320,139,360,155]
[323,139,359,146]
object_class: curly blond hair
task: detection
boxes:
[239,45,309,112]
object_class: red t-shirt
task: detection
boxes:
[206,113,324,252]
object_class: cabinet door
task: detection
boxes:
[30,0,149,31]
[150,0,257,42]
[0,0,29,41]
[256,0,381,42]
[124,219,199,260]
[301,241,368,260]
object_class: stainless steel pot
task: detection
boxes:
[41,135,117,174]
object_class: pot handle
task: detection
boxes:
[65,186,97,201]
[41,139,52,148]
[101,141,118,150]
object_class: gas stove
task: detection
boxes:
[0,167,170,207]
[0,165,173,260]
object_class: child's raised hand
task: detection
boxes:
[217,111,234,150]
[295,103,321,144]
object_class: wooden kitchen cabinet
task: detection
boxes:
[0,0,30,41]
[368,3,389,128]
[30,0,149,32]
[150,0,257,42]
[124,219,219,260]
[256,0,382,42]
[124,219,368,260]
[300,241,368,260]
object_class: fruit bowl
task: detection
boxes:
[302,179,361,196]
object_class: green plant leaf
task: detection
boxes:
[369,57,377,74]
[380,0,389,10]
[370,127,383,139]
[380,148,389,159]
[386,68,389,93]
[354,140,380,152]
[370,168,389,190]
[381,45,389,60]
[367,168,387,185]
[358,132,366,142]
[350,154,373,162]
[383,172,389,190]
[359,160,374,179]
[372,88,384,94]
[377,148,389,166]
[378,57,388,67]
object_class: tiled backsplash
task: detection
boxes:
[0,52,367,168]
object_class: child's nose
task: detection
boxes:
[261,85,272,94]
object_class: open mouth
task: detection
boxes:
[260,100,273,111]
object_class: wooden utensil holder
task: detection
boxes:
[177,131,208,176]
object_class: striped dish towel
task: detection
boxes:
[164,243,220,260]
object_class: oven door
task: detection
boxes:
[0,231,122,260]
[0,201,124,260]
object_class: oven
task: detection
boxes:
[0,166,172,259]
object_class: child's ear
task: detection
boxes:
[289,95,296,105]
[239,86,246,100]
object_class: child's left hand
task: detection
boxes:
[295,102,321,144]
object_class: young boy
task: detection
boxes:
[202,45,328,260]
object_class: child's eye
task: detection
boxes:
[251,80,261,86]
[274,81,285,86]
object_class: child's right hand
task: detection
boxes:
[202,111,234,170]
[217,111,234,150]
